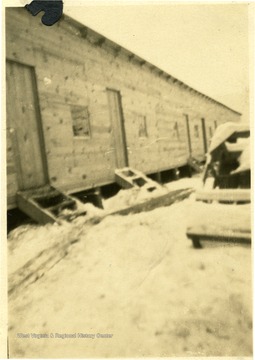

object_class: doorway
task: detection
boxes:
[107,89,128,168]
[201,117,208,154]
[6,60,48,190]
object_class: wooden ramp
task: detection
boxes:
[17,185,86,225]
[115,167,163,191]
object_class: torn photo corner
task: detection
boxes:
[25,0,63,26]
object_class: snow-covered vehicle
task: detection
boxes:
[186,122,251,248]
[202,122,250,189]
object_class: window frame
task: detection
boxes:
[70,104,91,139]
[138,114,148,138]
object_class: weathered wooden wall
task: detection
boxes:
[6,8,241,208]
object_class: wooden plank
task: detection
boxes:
[107,89,128,168]
[186,229,251,249]
[110,188,193,216]
[195,189,251,202]
[187,231,251,244]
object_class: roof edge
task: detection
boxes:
[63,13,242,117]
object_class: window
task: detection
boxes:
[173,122,180,139]
[71,105,91,137]
[209,126,213,138]
[138,115,148,138]
[194,125,199,138]
[214,120,218,129]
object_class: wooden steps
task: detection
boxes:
[115,167,163,191]
[16,185,86,225]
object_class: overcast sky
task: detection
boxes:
[9,1,251,120]
[64,2,250,121]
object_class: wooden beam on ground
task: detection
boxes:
[195,189,251,203]
[186,230,251,249]
[109,188,193,216]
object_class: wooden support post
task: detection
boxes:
[188,165,192,178]
[155,172,162,184]
[174,168,180,180]
[94,187,104,209]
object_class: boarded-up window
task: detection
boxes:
[71,105,91,137]
[194,125,199,138]
[138,115,148,138]
[173,122,180,139]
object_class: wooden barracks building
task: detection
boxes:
[6,7,241,212]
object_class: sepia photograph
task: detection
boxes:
[3,1,253,358]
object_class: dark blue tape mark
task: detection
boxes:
[25,0,63,26]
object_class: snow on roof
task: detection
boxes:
[208,122,250,153]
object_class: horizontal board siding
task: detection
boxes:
[6,8,240,203]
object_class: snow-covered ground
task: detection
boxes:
[103,177,201,212]
[8,177,252,357]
